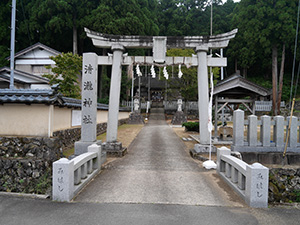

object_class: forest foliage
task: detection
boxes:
[1,0,300,104]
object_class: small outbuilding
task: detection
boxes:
[213,72,270,139]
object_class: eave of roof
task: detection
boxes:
[0,67,49,83]
[0,74,27,84]
[7,42,61,60]
[214,74,270,97]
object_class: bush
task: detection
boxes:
[99,97,109,104]
[182,122,199,132]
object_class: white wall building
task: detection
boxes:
[0,42,61,89]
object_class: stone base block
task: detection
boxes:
[100,151,107,165]
[106,148,127,157]
[189,144,217,161]
[240,152,290,165]
[194,144,216,153]
[75,140,101,156]
[231,146,300,153]
[189,149,209,161]
[102,141,127,157]
[128,111,144,124]
[102,141,122,150]
[171,111,187,125]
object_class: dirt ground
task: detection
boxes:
[97,124,144,148]
[166,120,230,163]
[63,124,144,158]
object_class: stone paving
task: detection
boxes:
[74,108,244,207]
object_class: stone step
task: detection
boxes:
[150,108,165,113]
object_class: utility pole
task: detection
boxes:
[10,0,16,89]
[210,0,213,37]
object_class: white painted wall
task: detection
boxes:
[0,104,51,137]
[0,104,130,137]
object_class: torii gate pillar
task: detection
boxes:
[106,44,124,143]
[196,46,210,145]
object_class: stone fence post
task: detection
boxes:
[216,146,230,174]
[247,115,257,146]
[245,163,269,208]
[274,116,284,148]
[260,115,271,147]
[88,143,101,169]
[288,116,298,148]
[233,109,244,146]
[52,158,74,202]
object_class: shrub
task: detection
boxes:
[182,122,199,132]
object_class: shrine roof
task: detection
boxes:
[213,73,271,98]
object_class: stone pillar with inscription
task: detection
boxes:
[75,53,99,155]
[52,158,74,201]
[246,163,269,208]
[102,44,127,156]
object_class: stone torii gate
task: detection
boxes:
[75,28,237,155]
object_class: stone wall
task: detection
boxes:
[241,152,300,166]
[53,118,128,150]
[0,118,128,194]
[53,128,81,150]
[269,168,300,203]
[0,137,62,194]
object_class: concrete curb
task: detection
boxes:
[0,191,49,199]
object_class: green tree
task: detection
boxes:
[165,48,219,102]
[231,0,298,115]
[43,52,82,98]
[165,49,197,101]
[0,1,13,67]
[16,0,98,54]
[213,0,237,35]
[84,0,159,36]
[157,0,227,36]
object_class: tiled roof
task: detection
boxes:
[0,67,49,83]
[0,85,129,111]
[61,97,110,110]
[0,86,62,104]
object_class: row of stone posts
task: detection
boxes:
[232,109,300,153]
